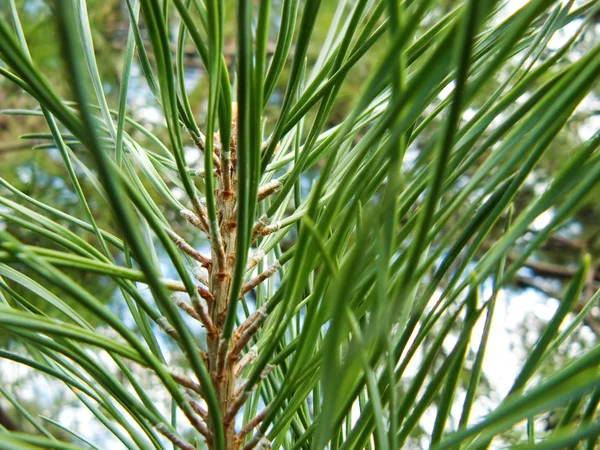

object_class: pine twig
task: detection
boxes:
[229,307,267,363]
[241,434,271,450]
[172,293,202,321]
[157,317,180,341]
[234,365,274,398]
[236,407,270,443]
[260,139,279,156]
[190,292,218,337]
[235,307,266,337]
[164,227,211,267]
[234,346,258,377]
[182,409,213,443]
[162,279,187,292]
[246,250,265,272]
[196,285,214,304]
[187,127,221,170]
[251,215,269,239]
[256,222,281,237]
[223,390,251,426]
[252,217,281,242]
[257,179,282,201]
[181,208,210,234]
[192,265,210,285]
[155,423,198,450]
[169,370,203,396]
[188,397,208,421]
[241,262,280,297]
